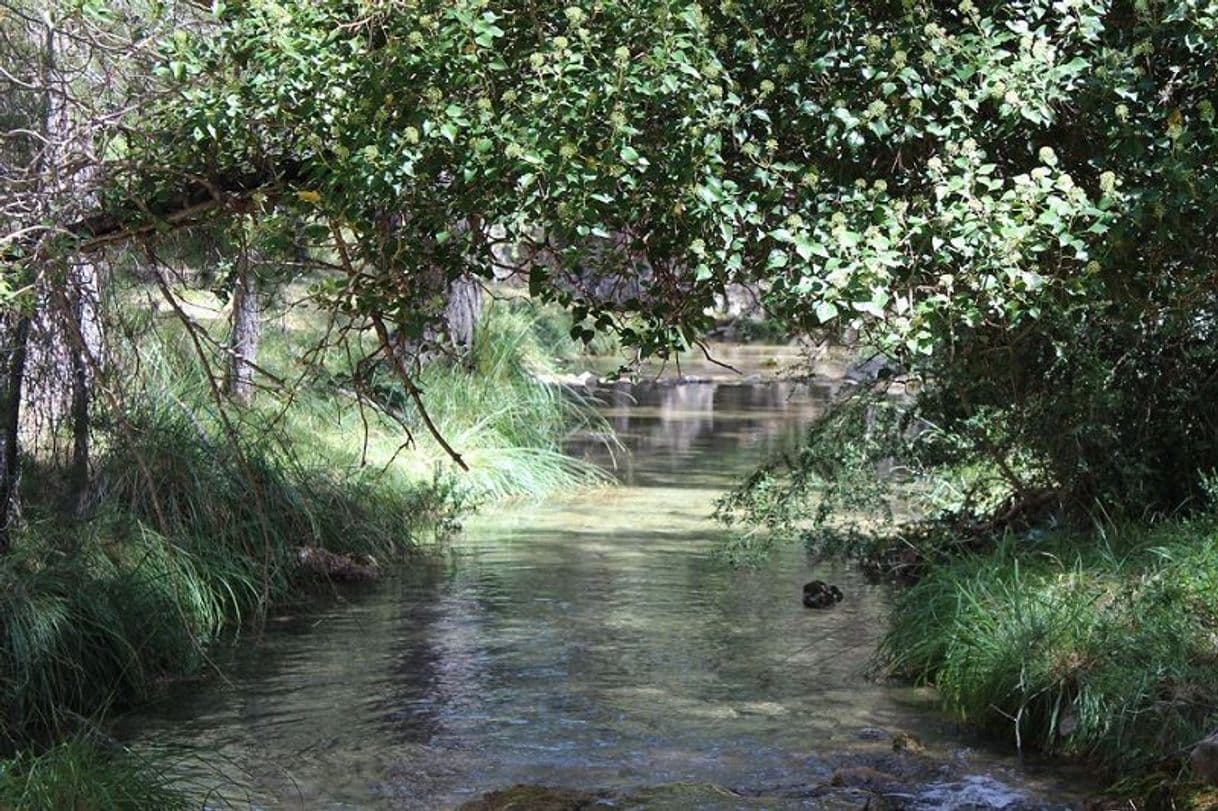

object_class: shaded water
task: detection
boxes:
[122,369,1090,809]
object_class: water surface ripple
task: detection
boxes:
[123,376,1091,809]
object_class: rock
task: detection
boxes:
[572,371,600,391]
[856,727,890,741]
[1192,732,1218,784]
[803,580,844,609]
[892,732,927,755]
[458,785,602,810]
[296,546,379,582]
[829,766,907,794]
[913,775,1038,810]
[844,354,904,385]
[621,783,746,807]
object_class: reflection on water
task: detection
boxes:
[120,373,1088,809]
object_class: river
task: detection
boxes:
[119,352,1095,809]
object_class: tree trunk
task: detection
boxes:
[16,19,105,511]
[225,263,259,405]
[66,261,101,513]
[444,273,483,355]
[0,315,31,554]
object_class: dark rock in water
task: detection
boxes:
[830,766,907,794]
[817,747,1071,811]
[1193,732,1218,784]
[803,580,844,608]
[297,546,379,582]
[461,773,1069,811]
[857,727,891,741]
[458,784,603,810]
[892,732,927,755]
[468,781,882,810]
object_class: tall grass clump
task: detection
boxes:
[0,520,214,742]
[286,301,613,502]
[879,517,1218,779]
[1,407,450,743]
[504,297,621,362]
[410,304,612,500]
[0,737,198,810]
[1,346,460,743]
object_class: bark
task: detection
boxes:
[225,263,260,405]
[0,315,31,554]
[444,273,483,354]
[398,268,484,367]
[66,261,101,513]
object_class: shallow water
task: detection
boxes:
[121,368,1092,809]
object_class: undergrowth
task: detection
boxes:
[1,405,454,746]
[878,518,1218,793]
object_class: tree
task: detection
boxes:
[225,256,259,406]
[0,0,198,528]
[7,0,1218,524]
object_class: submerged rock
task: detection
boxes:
[892,732,927,755]
[463,781,883,810]
[1192,732,1218,784]
[803,579,844,608]
[296,546,379,582]
[458,770,1068,811]
[830,766,907,794]
[457,784,603,810]
[912,775,1037,810]
[856,727,891,741]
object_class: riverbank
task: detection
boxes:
[879,517,1218,808]
[0,299,608,807]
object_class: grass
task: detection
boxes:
[503,296,622,363]
[214,291,611,504]
[878,517,1218,797]
[410,304,613,501]
[0,737,198,811]
[1,411,452,745]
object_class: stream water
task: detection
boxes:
[121,354,1095,809]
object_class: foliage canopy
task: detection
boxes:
[8,0,1218,514]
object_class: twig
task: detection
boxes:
[328,220,469,471]
[694,338,742,375]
